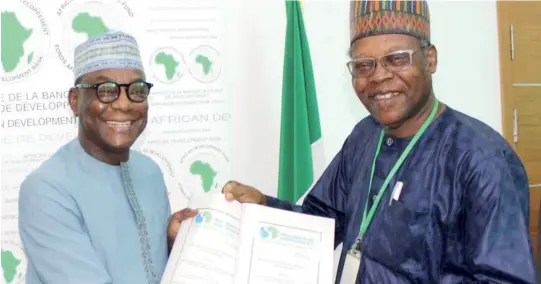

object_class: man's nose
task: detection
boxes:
[111,87,132,111]
[369,61,394,84]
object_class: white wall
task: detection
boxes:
[223,0,503,194]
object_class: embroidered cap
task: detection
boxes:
[350,0,431,45]
[73,30,144,81]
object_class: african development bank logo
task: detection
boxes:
[194,211,212,224]
[1,243,27,284]
[149,47,186,84]
[1,0,50,84]
[188,45,222,84]
[54,0,134,72]
[260,226,279,239]
[180,144,230,197]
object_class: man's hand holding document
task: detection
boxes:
[161,192,335,284]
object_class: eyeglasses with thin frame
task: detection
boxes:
[75,81,154,103]
[346,48,424,78]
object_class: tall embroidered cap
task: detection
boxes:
[73,30,144,81]
[350,0,431,45]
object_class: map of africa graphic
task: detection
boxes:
[1,11,33,73]
[190,160,217,193]
[195,55,212,75]
[154,52,180,81]
[1,249,21,284]
[72,12,109,38]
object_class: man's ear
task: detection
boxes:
[425,45,438,74]
[68,87,80,116]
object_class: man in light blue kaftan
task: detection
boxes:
[18,31,197,284]
[19,140,170,284]
[220,0,537,283]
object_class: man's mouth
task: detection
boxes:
[372,92,401,100]
[106,120,133,131]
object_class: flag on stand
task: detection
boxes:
[277,1,325,205]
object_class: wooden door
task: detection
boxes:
[497,1,541,262]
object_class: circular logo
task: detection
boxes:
[1,242,27,284]
[188,45,222,84]
[0,0,50,84]
[179,144,230,198]
[149,47,186,84]
[55,0,134,73]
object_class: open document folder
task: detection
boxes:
[160,192,336,284]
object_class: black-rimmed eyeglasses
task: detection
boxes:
[346,48,424,78]
[75,81,154,103]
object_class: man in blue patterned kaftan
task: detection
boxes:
[219,1,536,283]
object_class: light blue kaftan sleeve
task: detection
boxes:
[449,150,536,283]
[19,175,113,284]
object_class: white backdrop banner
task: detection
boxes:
[0,0,232,283]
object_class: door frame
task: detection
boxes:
[496,1,514,147]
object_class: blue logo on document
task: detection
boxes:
[195,211,213,224]
[260,226,278,239]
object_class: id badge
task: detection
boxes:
[339,236,362,284]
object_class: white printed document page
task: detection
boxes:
[160,193,243,284]
[161,193,336,284]
[234,203,335,284]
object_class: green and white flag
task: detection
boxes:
[277,1,325,205]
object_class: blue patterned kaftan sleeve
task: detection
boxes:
[443,149,536,283]
[265,133,360,248]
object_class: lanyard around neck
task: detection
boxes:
[358,99,440,236]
